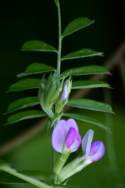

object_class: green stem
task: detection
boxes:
[54,152,70,184]
[59,157,90,183]
[56,0,62,75]
[54,152,70,176]
[0,165,52,188]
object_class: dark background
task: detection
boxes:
[0,0,125,188]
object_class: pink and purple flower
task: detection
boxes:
[82,129,105,162]
[52,119,81,153]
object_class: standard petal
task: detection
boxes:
[82,129,94,156]
[66,119,79,132]
[52,120,67,153]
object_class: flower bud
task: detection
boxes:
[61,79,72,101]
[39,72,63,118]
[55,79,72,114]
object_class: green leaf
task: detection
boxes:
[6,110,46,125]
[61,65,109,78]
[72,80,110,89]
[17,63,55,78]
[62,49,103,61]
[8,78,41,92]
[22,40,57,53]
[64,113,109,131]
[67,99,113,113]
[6,97,39,114]
[62,17,95,38]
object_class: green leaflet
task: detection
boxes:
[61,65,109,78]
[72,80,110,89]
[62,49,103,61]
[6,97,39,114]
[6,110,46,125]
[64,113,110,131]
[7,78,41,92]
[67,99,113,113]
[62,17,95,38]
[17,63,55,78]
[22,40,57,53]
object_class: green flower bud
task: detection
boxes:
[39,72,63,118]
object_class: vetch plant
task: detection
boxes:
[0,0,113,187]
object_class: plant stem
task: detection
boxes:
[0,165,52,188]
[54,152,70,184]
[59,157,90,183]
[57,0,62,75]
[54,152,70,176]
[54,2,63,184]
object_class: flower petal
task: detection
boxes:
[65,127,81,152]
[82,129,94,156]
[52,120,67,153]
[65,128,77,148]
[69,132,81,152]
[89,140,105,162]
[66,119,79,132]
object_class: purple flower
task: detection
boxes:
[58,129,105,183]
[82,129,105,163]
[52,119,81,153]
